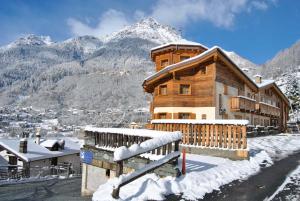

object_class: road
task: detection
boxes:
[0,177,91,201]
[201,151,300,201]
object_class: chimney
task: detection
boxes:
[254,74,262,84]
[19,138,28,153]
[35,127,41,145]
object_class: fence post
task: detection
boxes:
[174,140,179,165]
[112,161,123,199]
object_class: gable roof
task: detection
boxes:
[256,79,290,105]
[143,46,258,91]
[151,39,208,51]
[0,139,80,162]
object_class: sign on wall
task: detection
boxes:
[80,150,93,164]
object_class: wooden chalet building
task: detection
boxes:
[142,41,290,132]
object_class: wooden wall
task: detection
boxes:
[154,49,203,71]
[152,61,216,107]
[215,62,245,94]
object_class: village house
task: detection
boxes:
[0,137,81,178]
[142,41,290,132]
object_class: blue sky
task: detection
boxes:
[0,0,299,64]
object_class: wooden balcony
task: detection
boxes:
[256,102,281,117]
[231,96,256,112]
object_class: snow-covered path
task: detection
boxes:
[93,134,300,201]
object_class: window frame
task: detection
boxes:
[180,55,190,61]
[178,112,191,119]
[160,59,169,67]
[158,84,167,96]
[158,113,167,119]
[179,84,191,95]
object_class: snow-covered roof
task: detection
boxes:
[256,79,275,88]
[145,46,219,82]
[40,139,59,148]
[151,39,208,51]
[144,45,259,91]
[0,139,80,162]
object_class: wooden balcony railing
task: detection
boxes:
[231,96,256,112]
[256,102,280,117]
[149,119,248,150]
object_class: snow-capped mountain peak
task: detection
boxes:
[58,35,103,54]
[104,17,182,44]
[6,34,53,48]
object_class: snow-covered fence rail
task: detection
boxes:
[149,119,248,149]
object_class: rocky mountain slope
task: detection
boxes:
[262,40,300,117]
[0,18,263,125]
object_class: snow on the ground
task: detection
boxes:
[267,164,300,201]
[93,134,300,201]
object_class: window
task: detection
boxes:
[179,113,190,119]
[247,93,251,98]
[179,84,191,95]
[223,84,228,95]
[180,56,190,61]
[161,59,169,67]
[234,115,242,119]
[158,113,167,119]
[200,66,206,74]
[201,114,207,120]
[159,85,167,95]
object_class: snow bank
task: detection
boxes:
[151,119,249,125]
[114,132,181,161]
[93,134,300,201]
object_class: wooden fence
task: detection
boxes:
[149,121,247,149]
[85,129,178,156]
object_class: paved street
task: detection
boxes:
[0,177,91,201]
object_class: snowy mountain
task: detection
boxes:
[0,18,261,125]
[223,50,259,76]
[262,41,300,116]
[2,34,53,50]
[105,18,182,44]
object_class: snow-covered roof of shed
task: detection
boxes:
[40,139,59,148]
[256,79,275,88]
[151,39,208,51]
[0,139,80,162]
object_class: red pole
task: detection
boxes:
[182,148,186,175]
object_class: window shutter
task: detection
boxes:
[166,113,172,119]
[191,113,196,119]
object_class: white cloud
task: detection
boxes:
[67,0,277,37]
[250,1,268,11]
[151,0,275,28]
[68,9,131,38]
